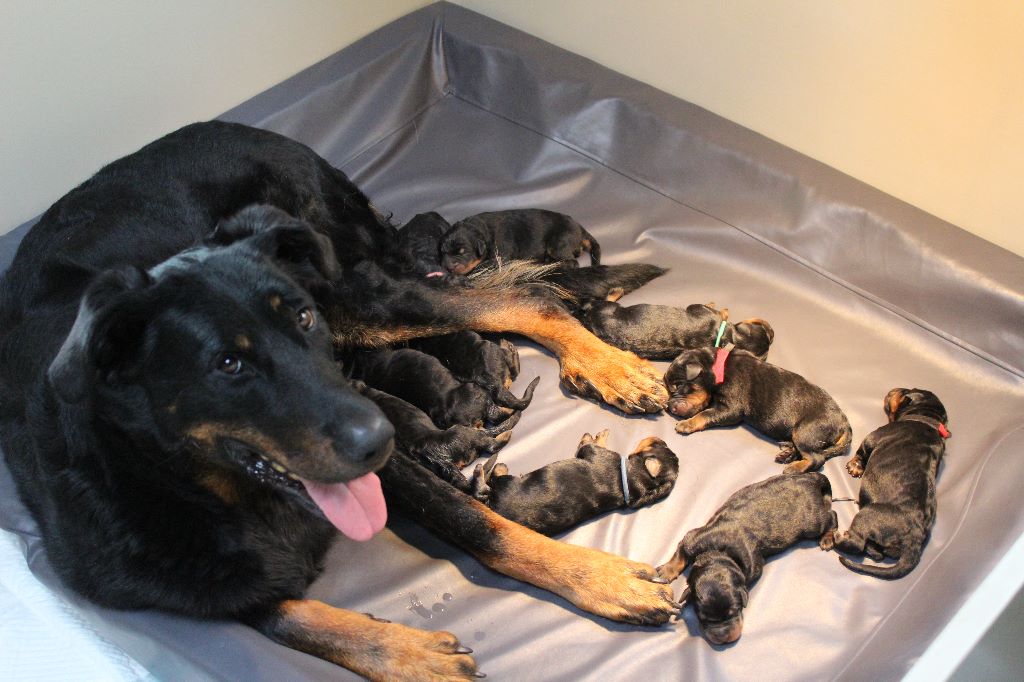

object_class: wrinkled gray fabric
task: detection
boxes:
[2,3,1022,680]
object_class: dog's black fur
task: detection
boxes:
[581,301,774,360]
[470,432,679,535]
[830,388,950,579]
[409,331,530,409]
[397,211,452,278]
[666,347,852,473]
[354,347,538,429]
[656,473,837,645]
[0,121,677,679]
[440,209,601,275]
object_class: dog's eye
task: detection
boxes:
[218,354,243,375]
[297,307,315,331]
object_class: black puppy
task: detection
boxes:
[581,300,774,360]
[396,211,451,278]
[355,347,538,429]
[440,208,601,275]
[666,347,851,473]
[470,431,679,536]
[409,331,529,409]
[829,388,950,579]
[356,382,517,493]
[656,473,838,645]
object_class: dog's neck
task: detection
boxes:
[899,414,950,438]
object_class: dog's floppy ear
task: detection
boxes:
[684,362,703,382]
[48,267,153,403]
[210,204,339,279]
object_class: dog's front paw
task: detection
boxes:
[560,345,667,414]
[674,415,708,435]
[846,458,865,478]
[819,531,837,551]
[775,441,798,463]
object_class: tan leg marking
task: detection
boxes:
[269,600,478,681]
[674,413,710,435]
[479,502,677,625]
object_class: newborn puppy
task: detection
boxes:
[666,347,851,472]
[440,208,601,275]
[356,382,518,493]
[829,388,950,579]
[656,473,837,645]
[471,431,679,536]
[396,211,451,278]
[355,348,538,429]
[581,300,774,360]
[409,331,528,409]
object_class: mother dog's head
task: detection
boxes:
[47,205,394,541]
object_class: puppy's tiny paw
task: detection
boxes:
[819,532,836,551]
[846,459,864,478]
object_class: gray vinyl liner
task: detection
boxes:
[2,3,1022,680]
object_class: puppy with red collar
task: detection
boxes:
[665,345,851,473]
[828,388,950,579]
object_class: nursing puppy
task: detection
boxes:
[409,331,529,409]
[356,382,518,493]
[830,388,950,579]
[666,347,851,473]
[440,209,601,275]
[656,473,837,645]
[396,211,451,278]
[581,301,774,360]
[354,347,538,429]
[471,431,679,535]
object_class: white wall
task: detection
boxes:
[454,0,1024,258]
[0,0,428,234]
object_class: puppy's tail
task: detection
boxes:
[543,263,668,305]
[483,409,522,437]
[838,543,924,580]
[494,375,541,411]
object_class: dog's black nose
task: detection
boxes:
[332,401,395,463]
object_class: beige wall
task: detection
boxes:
[455,0,1024,258]
[5,2,1021,259]
[0,0,428,234]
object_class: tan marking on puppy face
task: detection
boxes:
[668,386,710,418]
[167,402,178,414]
[235,334,252,351]
[269,294,283,311]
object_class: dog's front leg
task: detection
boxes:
[327,270,667,414]
[381,452,680,625]
[248,599,479,681]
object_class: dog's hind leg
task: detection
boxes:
[248,599,479,681]
[381,453,679,625]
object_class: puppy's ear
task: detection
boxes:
[684,362,703,382]
[883,388,907,420]
[48,267,153,403]
[211,204,339,279]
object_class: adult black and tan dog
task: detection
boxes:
[0,121,674,681]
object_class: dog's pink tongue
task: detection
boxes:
[300,473,387,542]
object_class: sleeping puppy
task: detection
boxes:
[829,388,950,579]
[581,300,774,360]
[355,347,539,429]
[656,473,837,645]
[666,347,851,472]
[396,211,452,278]
[409,331,529,409]
[440,208,601,275]
[470,431,679,536]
